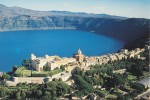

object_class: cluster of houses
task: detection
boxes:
[5,45,150,86]
[28,47,146,72]
[81,47,146,68]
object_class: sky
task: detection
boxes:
[0,0,150,18]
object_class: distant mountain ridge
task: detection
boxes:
[0,4,149,43]
[0,4,127,19]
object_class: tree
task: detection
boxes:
[57,82,69,96]
[42,91,51,100]
[37,90,42,97]
[2,73,10,80]
[84,76,93,85]
[95,90,105,98]
[12,66,17,71]
[46,81,57,91]
[116,93,126,100]
[60,65,65,71]
[58,78,63,81]
[72,67,81,75]
[130,83,145,93]
[113,74,125,86]
[85,70,94,76]
[73,75,93,96]
[21,91,26,99]
[129,64,143,80]
[0,87,8,97]
[16,92,21,100]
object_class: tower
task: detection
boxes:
[73,49,85,63]
[77,48,82,55]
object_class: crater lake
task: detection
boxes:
[0,30,124,72]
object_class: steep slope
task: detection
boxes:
[77,18,150,42]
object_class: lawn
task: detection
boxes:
[127,74,137,81]
[15,66,35,77]
[32,69,62,77]
[15,66,62,77]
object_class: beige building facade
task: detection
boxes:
[30,54,76,72]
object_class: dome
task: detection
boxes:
[77,48,82,55]
[31,54,36,60]
[45,54,49,59]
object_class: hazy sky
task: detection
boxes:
[0,0,149,18]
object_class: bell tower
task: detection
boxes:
[73,49,85,63]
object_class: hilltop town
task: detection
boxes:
[0,1,149,100]
[4,45,148,86]
[0,44,149,99]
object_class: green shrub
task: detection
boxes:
[32,73,48,77]
[60,65,65,71]
[95,90,105,98]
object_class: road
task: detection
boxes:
[136,76,150,99]
[138,76,150,87]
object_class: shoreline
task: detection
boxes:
[1,45,148,73]
[0,27,76,32]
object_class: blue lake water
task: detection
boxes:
[0,30,124,72]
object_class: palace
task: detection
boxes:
[30,49,84,72]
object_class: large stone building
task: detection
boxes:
[30,54,76,72]
[29,49,86,72]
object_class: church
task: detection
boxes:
[72,49,85,63]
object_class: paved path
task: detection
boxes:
[138,77,150,87]
[136,76,150,99]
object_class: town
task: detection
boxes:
[4,45,149,85]
[0,45,149,99]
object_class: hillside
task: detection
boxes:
[0,4,149,43]
[123,38,150,50]
[0,4,127,19]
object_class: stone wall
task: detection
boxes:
[5,72,71,86]
[13,77,51,84]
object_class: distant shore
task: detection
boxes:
[0,27,76,32]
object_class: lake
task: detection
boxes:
[0,30,124,72]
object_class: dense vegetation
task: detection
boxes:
[0,80,70,100]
